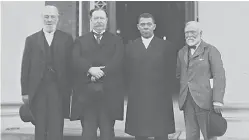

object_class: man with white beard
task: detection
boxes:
[21,5,73,140]
[176,21,226,140]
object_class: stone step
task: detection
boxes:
[1,127,182,140]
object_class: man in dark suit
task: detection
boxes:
[21,5,73,140]
[70,8,124,140]
[176,21,226,140]
[124,13,176,140]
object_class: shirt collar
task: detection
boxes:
[141,35,154,41]
[195,40,202,50]
[43,28,55,36]
[92,29,105,35]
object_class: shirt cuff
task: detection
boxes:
[213,102,224,106]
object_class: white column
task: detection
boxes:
[199,1,249,104]
[79,1,82,36]
[89,1,95,31]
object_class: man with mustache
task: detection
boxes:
[176,21,226,140]
[70,8,125,140]
[21,5,73,140]
[124,13,176,140]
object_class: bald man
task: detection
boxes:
[176,21,226,140]
[21,5,73,140]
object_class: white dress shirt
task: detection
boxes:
[92,29,105,41]
[141,35,154,49]
[190,41,223,107]
[43,29,55,46]
[190,41,201,55]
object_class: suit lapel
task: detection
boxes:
[52,30,65,69]
[147,36,156,50]
[37,30,45,54]
[188,41,207,81]
[191,41,205,59]
[99,32,108,46]
[182,46,188,65]
[90,32,100,48]
[52,30,60,55]
[137,38,148,52]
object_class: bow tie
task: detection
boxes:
[189,45,196,50]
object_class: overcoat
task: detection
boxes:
[70,31,125,121]
[124,36,176,136]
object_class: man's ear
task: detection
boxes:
[56,15,59,22]
[153,24,156,30]
[137,24,140,30]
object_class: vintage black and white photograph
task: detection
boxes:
[1,1,249,140]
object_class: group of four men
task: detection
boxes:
[21,5,226,140]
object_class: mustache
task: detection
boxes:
[95,23,104,26]
[45,22,55,25]
[186,37,196,40]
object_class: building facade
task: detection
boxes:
[1,1,249,105]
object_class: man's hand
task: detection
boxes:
[88,66,105,79]
[91,76,97,82]
[214,105,223,113]
[22,95,29,104]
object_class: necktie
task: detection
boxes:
[94,33,102,44]
[188,45,196,67]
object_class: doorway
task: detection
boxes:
[116,1,196,96]
[116,1,195,51]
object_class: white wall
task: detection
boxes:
[199,2,249,104]
[1,1,45,104]
[1,1,249,105]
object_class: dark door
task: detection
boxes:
[116,1,187,96]
[116,1,186,50]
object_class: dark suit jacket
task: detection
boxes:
[176,40,226,110]
[21,29,74,118]
[70,31,125,121]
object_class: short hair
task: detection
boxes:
[89,8,108,18]
[185,21,202,32]
[138,13,155,24]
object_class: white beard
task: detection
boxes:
[44,25,56,33]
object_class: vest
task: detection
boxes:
[42,33,57,82]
